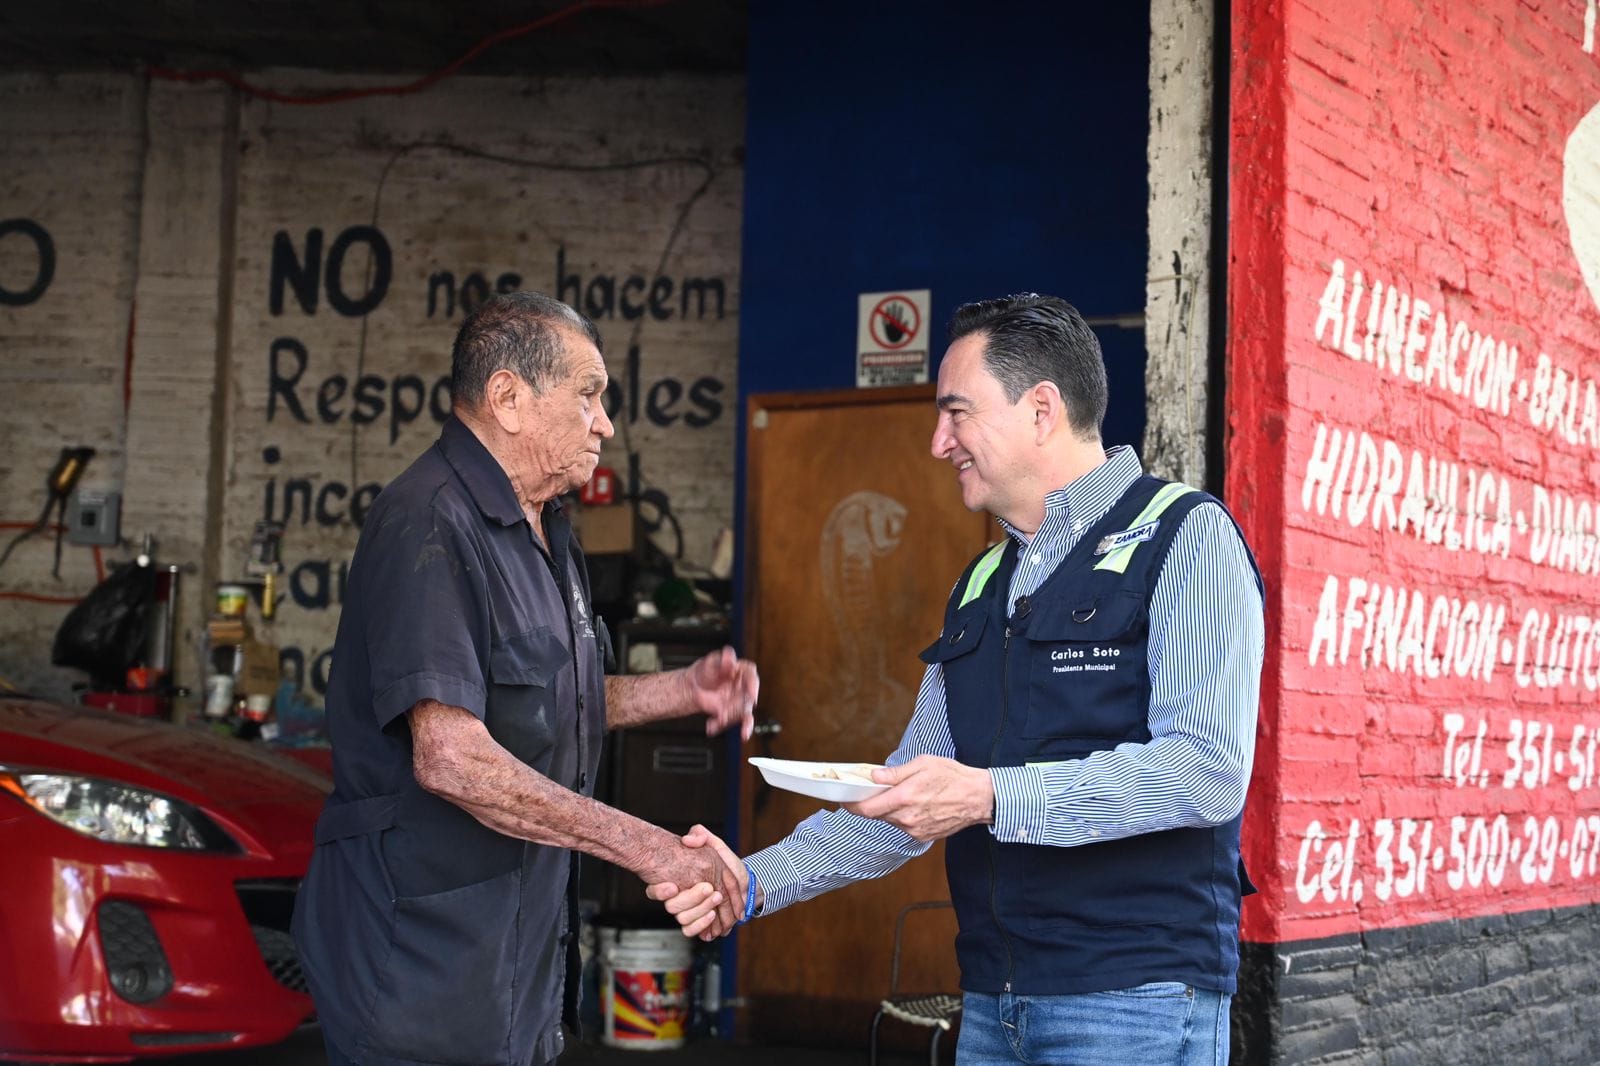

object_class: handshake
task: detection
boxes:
[643,824,751,940]
[638,754,996,938]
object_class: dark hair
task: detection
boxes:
[449,291,603,407]
[947,293,1108,439]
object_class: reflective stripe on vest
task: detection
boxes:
[958,541,1008,608]
[1091,482,1196,574]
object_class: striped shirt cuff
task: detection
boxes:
[744,846,806,915]
[990,764,1051,844]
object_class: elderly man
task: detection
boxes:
[658,293,1264,1065]
[292,291,755,1066]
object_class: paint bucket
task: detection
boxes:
[216,584,249,617]
[598,927,692,1050]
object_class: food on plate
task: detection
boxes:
[749,757,887,802]
[811,763,881,784]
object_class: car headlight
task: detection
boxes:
[0,769,239,852]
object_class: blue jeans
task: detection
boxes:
[955,984,1231,1065]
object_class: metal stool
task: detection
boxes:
[868,901,962,1066]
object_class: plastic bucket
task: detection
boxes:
[598,927,692,1050]
[216,584,249,617]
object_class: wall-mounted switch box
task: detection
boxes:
[66,489,121,546]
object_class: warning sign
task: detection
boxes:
[857,289,931,387]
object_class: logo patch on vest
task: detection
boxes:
[1093,521,1157,556]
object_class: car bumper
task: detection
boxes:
[0,810,315,1063]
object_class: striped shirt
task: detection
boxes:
[744,446,1265,914]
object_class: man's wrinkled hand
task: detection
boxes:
[646,825,750,940]
[845,754,994,841]
[646,881,723,938]
[644,829,743,937]
[684,646,759,740]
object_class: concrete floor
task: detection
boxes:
[125,1024,939,1065]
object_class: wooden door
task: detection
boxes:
[738,385,992,1045]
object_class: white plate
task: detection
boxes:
[749,757,889,803]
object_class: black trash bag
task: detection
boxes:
[52,560,157,689]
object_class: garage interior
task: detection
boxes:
[0,1,1166,1062]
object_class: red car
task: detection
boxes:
[0,695,330,1063]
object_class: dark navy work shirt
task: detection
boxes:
[292,415,608,1066]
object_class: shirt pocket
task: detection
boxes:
[1022,590,1147,743]
[485,626,568,772]
[489,625,566,685]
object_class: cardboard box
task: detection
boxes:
[575,502,636,555]
[236,637,282,698]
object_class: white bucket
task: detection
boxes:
[598,927,692,1051]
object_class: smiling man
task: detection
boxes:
[292,291,757,1066]
[656,293,1265,1065]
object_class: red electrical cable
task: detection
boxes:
[0,591,81,605]
[0,522,66,532]
[146,0,670,106]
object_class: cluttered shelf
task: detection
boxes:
[49,519,331,767]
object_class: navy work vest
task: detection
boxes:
[920,475,1262,996]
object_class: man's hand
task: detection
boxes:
[646,825,751,940]
[846,754,995,841]
[642,829,744,937]
[683,646,760,740]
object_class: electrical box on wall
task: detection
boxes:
[66,489,121,546]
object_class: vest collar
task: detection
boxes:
[997,445,1145,546]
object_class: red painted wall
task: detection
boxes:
[1230,0,1600,944]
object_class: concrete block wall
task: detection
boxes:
[122,80,237,702]
[221,71,743,693]
[0,68,743,704]
[1228,0,1600,1061]
[0,74,146,700]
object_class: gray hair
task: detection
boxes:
[449,291,603,406]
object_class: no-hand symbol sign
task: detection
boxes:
[868,294,922,350]
[857,289,931,387]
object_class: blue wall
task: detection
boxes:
[723,6,1152,1024]
[737,1,1152,449]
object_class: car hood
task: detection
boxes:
[0,697,329,860]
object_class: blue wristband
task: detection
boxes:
[738,861,758,925]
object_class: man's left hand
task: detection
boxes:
[684,646,759,740]
[846,755,994,841]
